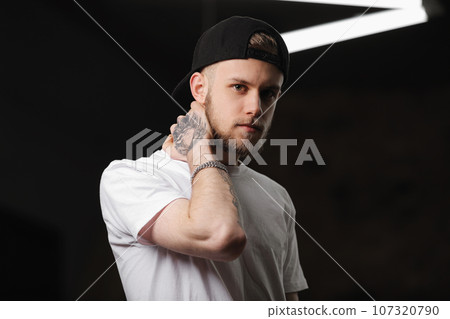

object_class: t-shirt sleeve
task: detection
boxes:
[283,192,309,293]
[100,161,188,244]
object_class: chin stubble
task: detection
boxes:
[204,93,270,160]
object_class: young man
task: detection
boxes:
[100,16,308,300]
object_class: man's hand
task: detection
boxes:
[162,134,186,162]
[163,101,214,170]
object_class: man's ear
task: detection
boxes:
[190,72,208,104]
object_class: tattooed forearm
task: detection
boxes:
[217,169,240,209]
[173,113,207,155]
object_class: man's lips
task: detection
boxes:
[237,123,262,132]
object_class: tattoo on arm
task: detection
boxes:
[218,169,239,209]
[173,113,207,155]
[175,113,238,210]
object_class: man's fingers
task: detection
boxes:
[190,100,205,111]
[170,123,176,134]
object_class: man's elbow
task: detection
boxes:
[208,224,247,262]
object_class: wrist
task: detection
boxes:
[188,140,218,172]
[191,160,229,183]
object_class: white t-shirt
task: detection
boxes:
[100,150,308,300]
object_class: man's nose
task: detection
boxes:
[244,91,262,116]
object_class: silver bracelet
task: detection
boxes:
[191,160,228,182]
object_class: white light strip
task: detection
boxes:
[278,0,423,9]
[281,8,428,53]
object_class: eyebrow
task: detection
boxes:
[227,77,281,91]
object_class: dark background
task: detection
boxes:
[1,0,449,300]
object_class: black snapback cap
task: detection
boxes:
[172,16,290,107]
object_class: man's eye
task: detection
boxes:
[233,84,244,91]
[261,90,276,100]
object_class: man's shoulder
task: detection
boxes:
[101,158,150,182]
[102,150,188,179]
[100,150,191,200]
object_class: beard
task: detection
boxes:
[204,91,271,160]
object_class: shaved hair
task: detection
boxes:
[200,32,278,94]
[201,64,217,91]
